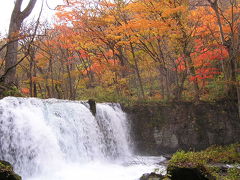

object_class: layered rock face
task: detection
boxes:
[125,101,240,154]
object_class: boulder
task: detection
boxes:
[167,166,215,180]
[88,99,96,116]
[140,172,164,180]
[0,160,21,180]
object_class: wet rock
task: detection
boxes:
[0,160,21,180]
[167,166,215,180]
[140,172,164,180]
[88,99,96,116]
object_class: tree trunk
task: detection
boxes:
[208,0,240,117]
[66,64,74,100]
[4,0,37,85]
[33,62,37,97]
[130,42,145,99]
[185,53,200,101]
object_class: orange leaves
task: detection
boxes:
[103,15,116,23]
[79,50,89,58]
[125,0,185,34]
[55,11,75,22]
[162,5,187,17]
[35,54,49,68]
[40,0,240,100]
[99,1,116,7]
[21,88,30,95]
[191,5,240,41]
[105,50,114,57]
[92,59,119,74]
[81,58,119,77]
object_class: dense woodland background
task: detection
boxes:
[0,0,239,106]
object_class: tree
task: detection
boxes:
[4,0,37,85]
[199,0,240,116]
[5,0,237,103]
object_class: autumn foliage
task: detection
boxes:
[1,0,239,102]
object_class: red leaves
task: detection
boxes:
[175,40,228,84]
[190,44,227,82]
[175,55,186,72]
[193,46,228,67]
[189,68,221,81]
[79,50,89,58]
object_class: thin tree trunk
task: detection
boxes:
[66,64,74,100]
[185,54,200,101]
[208,0,240,117]
[4,0,37,85]
[33,63,37,97]
[130,42,145,99]
[38,83,44,98]
[29,58,33,97]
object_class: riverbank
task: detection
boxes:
[167,143,240,180]
[140,144,240,180]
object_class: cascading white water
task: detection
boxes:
[0,97,165,180]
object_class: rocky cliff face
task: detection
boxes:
[124,101,240,154]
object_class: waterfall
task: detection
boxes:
[0,97,131,176]
[0,97,165,180]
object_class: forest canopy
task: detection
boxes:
[0,0,239,105]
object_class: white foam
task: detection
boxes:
[0,97,165,180]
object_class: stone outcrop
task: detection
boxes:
[140,172,164,180]
[124,101,240,154]
[0,160,21,180]
[88,99,96,116]
[167,166,214,180]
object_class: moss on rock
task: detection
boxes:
[167,144,240,179]
[0,160,22,180]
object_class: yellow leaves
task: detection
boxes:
[26,76,62,85]
[70,70,81,78]
[128,36,141,43]
[32,76,44,83]
[126,0,186,18]
[76,78,88,89]
[161,6,187,17]
[106,34,122,41]
[103,15,115,23]
[50,79,62,85]
[99,70,115,88]
[126,0,161,14]
[35,54,49,69]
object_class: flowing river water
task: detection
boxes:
[0,97,165,180]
